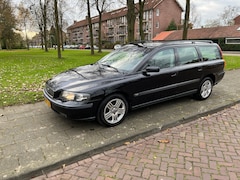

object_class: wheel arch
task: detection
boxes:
[203,74,215,84]
[103,90,131,108]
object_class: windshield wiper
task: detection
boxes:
[70,69,87,79]
[100,63,119,72]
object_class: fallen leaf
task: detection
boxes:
[158,139,170,144]
[124,142,131,145]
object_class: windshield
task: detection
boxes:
[98,45,151,72]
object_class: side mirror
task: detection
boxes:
[142,66,160,76]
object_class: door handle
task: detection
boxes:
[198,68,203,72]
[171,73,177,77]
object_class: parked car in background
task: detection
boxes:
[85,44,91,49]
[44,40,225,127]
[114,44,122,50]
[79,45,85,49]
[84,44,98,50]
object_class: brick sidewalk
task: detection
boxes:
[32,103,240,180]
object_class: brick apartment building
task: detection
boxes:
[66,0,183,46]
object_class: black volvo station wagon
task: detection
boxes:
[44,40,225,126]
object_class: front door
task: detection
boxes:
[174,46,203,95]
[128,48,179,108]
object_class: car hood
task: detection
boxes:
[46,64,123,92]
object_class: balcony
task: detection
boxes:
[118,23,126,27]
[106,32,114,37]
[117,31,126,37]
[144,29,149,34]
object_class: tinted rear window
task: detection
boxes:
[176,46,200,65]
[198,45,221,61]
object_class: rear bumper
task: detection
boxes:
[215,71,225,85]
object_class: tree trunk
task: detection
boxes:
[127,0,136,43]
[139,0,145,41]
[42,0,48,52]
[182,0,190,40]
[87,0,94,55]
[97,11,102,53]
[54,0,61,58]
[60,12,64,51]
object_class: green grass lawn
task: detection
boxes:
[0,49,108,107]
[0,49,239,107]
[224,55,240,70]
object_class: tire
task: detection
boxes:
[195,77,213,100]
[97,94,128,127]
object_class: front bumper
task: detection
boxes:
[43,89,97,120]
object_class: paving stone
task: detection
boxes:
[35,103,240,180]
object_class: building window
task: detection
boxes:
[156,22,159,28]
[156,9,160,16]
[143,11,150,20]
[149,10,152,19]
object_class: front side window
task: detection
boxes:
[176,46,200,65]
[148,48,175,69]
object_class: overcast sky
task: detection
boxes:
[178,0,240,26]
[12,0,240,28]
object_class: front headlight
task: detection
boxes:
[61,91,90,102]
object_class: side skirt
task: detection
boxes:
[131,89,198,110]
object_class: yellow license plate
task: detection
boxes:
[44,98,51,108]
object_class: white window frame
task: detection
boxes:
[156,9,160,16]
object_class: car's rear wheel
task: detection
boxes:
[97,94,128,126]
[195,77,213,100]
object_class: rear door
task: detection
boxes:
[174,46,203,95]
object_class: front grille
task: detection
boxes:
[45,84,54,98]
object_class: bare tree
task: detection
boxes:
[28,0,50,51]
[57,0,69,51]
[17,3,31,50]
[190,3,201,28]
[205,5,240,27]
[28,2,44,49]
[182,0,190,40]
[95,0,109,53]
[205,19,221,28]
[220,5,240,26]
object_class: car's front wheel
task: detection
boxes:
[195,77,213,100]
[97,94,128,126]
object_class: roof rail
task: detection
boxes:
[162,40,214,44]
